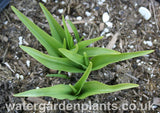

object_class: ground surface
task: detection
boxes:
[0,0,160,113]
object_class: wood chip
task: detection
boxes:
[106,32,120,49]
[99,23,104,31]
[153,97,160,105]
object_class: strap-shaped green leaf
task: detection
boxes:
[91,50,154,70]
[78,47,120,57]
[63,38,67,49]
[67,20,80,42]
[20,46,84,73]
[83,52,89,66]
[11,6,62,57]
[69,84,77,94]
[78,81,139,99]
[77,36,103,49]
[14,84,77,100]
[74,62,92,95]
[46,74,70,79]
[59,48,86,68]
[39,3,65,43]
[70,44,79,53]
[62,16,74,49]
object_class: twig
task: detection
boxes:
[151,0,159,32]
[2,46,8,63]
[4,62,15,73]
[125,73,139,81]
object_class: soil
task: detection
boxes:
[0,0,160,113]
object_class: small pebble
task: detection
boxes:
[106,33,113,37]
[128,45,134,49]
[65,15,69,20]
[61,1,65,5]
[84,22,88,26]
[102,12,110,23]
[3,36,8,42]
[4,21,8,25]
[18,36,23,45]
[68,72,72,77]
[119,22,123,25]
[89,16,95,21]
[138,7,151,20]
[15,73,20,79]
[104,73,107,76]
[85,11,91,17]
[42,0,47,3]
[19,75,24,80]
[82,33,86,36]
[58,9,63,14]
[105,22,113,28]
[137,63,142,66]
[104,28,109,32]
[147,67,151,71]
[98,0,105,5]
[100,32,105,36]
[14,55,19,60]
[89,43,94,47]
[100,28,109,36]
[113,44,116,48]
[143,40,153,46]
[76,16,82,21]
[26,60,30,68]
[132,30,137,34]
[136,59,141,63]
[152,105,158,109]
[123,6,127,10]
[144,54,149,57]
[134,2,138,7]
[150,74,155,78]
[74,39,77,43]
[127,36,131,38]
[149,37,152,40]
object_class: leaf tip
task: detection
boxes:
[89,61,92,66]
[39,2,42,6]
[149,50,154,53]
[13,93,21,97]
[19,45,25,50]
[129,83,139,88]
[11,6,16,11]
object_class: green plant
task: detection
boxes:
[11,3,154,99]
[14,62,139,100]
[11,3,153,77]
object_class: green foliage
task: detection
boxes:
[11,4,154,73]
[14,62,139,100]
[12,3,154,100]
[20,46,83,73]
[46,74,70,79]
